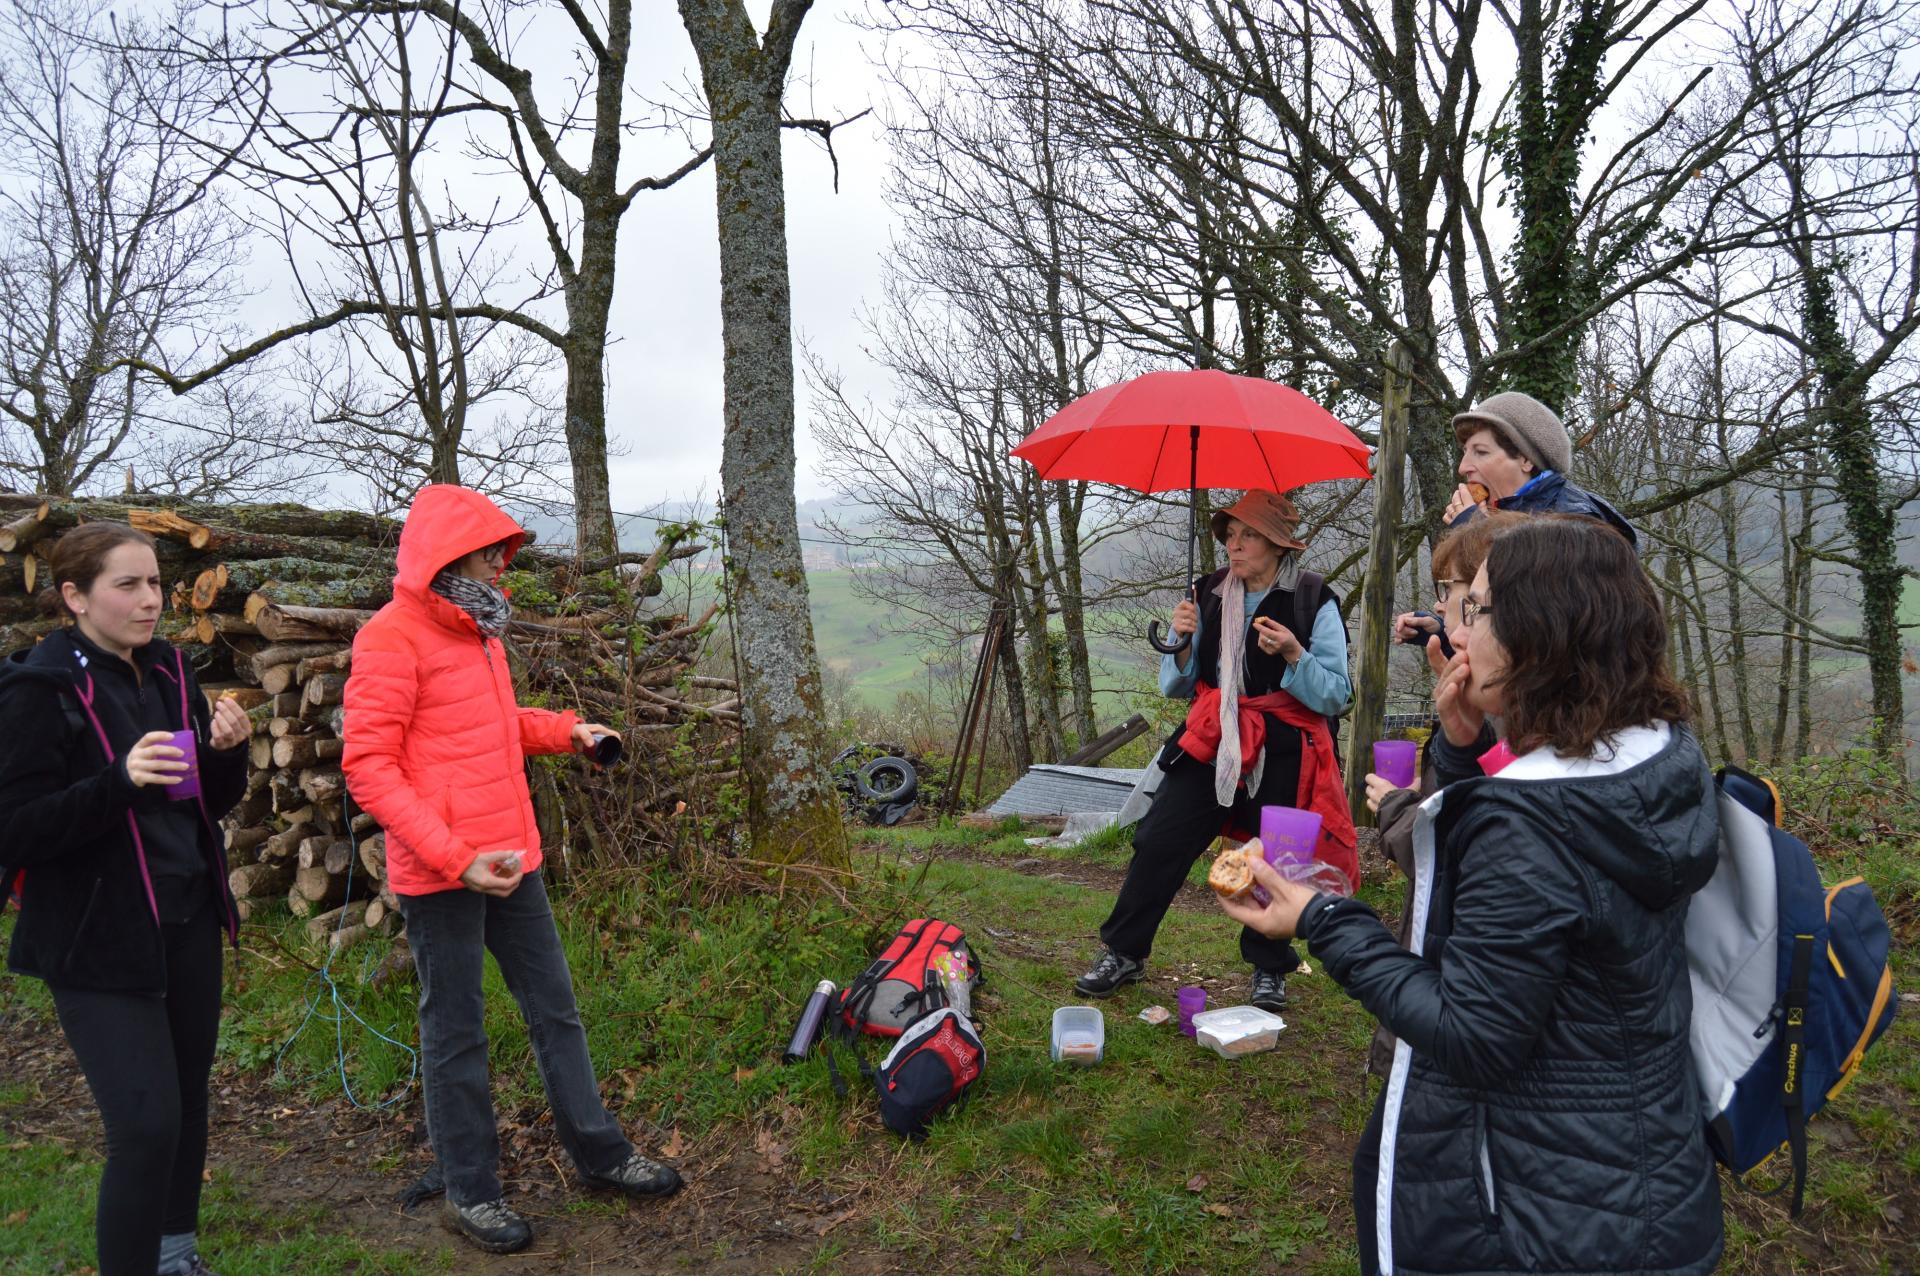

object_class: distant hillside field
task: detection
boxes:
[800,569,1156,712]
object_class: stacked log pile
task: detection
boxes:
[0,493,732,957]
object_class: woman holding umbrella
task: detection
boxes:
[1075,489,1356,1011]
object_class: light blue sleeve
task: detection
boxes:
[1159,608,1202,699]
[1280,600,1352,716]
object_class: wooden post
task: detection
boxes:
[1345,341,1412,824]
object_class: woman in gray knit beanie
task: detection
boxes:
[1441,391,1636,545]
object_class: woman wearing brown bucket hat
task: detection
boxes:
[1440,391,1636,544]
[1076,489,1356,1012]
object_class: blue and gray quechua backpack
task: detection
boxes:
[1686,765,1897,1216]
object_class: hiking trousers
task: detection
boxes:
[1099,750,1300,973]
[400,871,632,1206]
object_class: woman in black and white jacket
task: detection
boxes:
[0,522,250,1276]
[1222,516,1724,1275]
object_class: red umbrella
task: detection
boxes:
[1013,368,1372,652]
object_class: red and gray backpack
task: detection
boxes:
[824,918,986,1139]
[833,918,980,1037]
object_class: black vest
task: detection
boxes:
[1192,567,1338,699]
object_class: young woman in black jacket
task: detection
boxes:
[0,523,250,1276]
[1222,517,1724,1275]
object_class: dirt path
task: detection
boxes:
[2,998,905,1273]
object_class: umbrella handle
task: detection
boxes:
[1147,620,1191,655]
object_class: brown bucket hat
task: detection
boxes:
[1208,489,1306,552]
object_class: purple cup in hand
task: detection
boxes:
[164,729,201,801]
[1258,805,1323,874]
[1177,986,1207,1038]
[1373,739,1419,789]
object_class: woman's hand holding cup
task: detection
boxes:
[125,731,190,789]
[1363,772,1404,814]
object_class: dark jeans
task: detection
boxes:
[1354,1082,1388,1276]
[49,896,222,1276]
[1099,753,1299,972]
[400,871,632,1206]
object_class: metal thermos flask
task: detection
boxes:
[783,979,836,1063]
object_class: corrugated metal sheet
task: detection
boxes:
[985,764,1144,817]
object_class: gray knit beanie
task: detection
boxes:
[1451,391,1571,475]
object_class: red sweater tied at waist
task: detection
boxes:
[1178,683,1358,893]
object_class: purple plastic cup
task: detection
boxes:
[1258,805,1323,872]
[164,729,201,801]
[1177,986,1207,1038]
[1373,739,1419,789]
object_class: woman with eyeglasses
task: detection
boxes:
[1360,511,1525,1079]
[341,485,682,1254]
[1221,516,1723,1275]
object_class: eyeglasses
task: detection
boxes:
[477,542,510,562]
[1462,597,1494,628]
[1434,578,1459,605]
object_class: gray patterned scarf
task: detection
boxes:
[430,569,512,637]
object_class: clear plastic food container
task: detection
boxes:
[1191,1005,1286,1058]
[1050,1005,1105,1065]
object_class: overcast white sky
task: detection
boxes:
[601,3,896,514]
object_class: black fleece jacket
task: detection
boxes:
[0,630,246,992]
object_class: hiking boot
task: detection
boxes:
[1074,948,1146,998]
[1250,968,1289,1012]
[441,1197,533,1254]
[585,1151,684,1199]
[176,1257,220,1276]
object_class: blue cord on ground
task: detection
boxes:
[272,847,418,1111]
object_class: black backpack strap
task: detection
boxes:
[1292,570,1325,646]
[1782,932,1814,1218]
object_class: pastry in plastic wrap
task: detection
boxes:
[1208,848,1256,900]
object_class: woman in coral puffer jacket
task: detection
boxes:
[342,485,683,1255]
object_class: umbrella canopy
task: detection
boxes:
[1012,368,1372,491]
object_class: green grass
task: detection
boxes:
[0,1122,459,1274]
[4,802,1915,1273]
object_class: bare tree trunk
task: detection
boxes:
[680,0,841,866]
[993,604,1034,774]
[1053,481,1097,743]
[1683,553,1730,757]
[1716,489,1757,762]
[563,245,618,557]
[1019,531,1067,762]
[1794,458,1817,758]
[1768,479,1796,764]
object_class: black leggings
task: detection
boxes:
[49,897,223,1276]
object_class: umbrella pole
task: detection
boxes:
[1148,425,1199,655]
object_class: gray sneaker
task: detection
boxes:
[1074,948,1146,998]
[1250,968,1289,1012]
[586,1151,684,1198]
[177,1257,220,1276]
[441,1197,533,1254]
